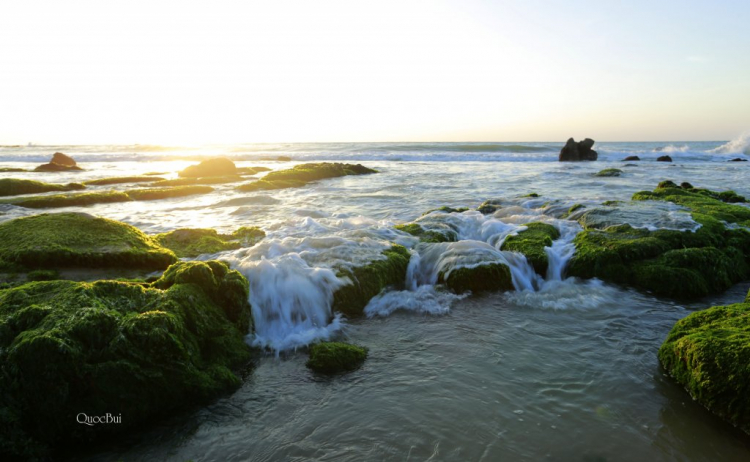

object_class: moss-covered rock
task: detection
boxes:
[658,300,750,433]
[332,245,410,317]
[0,213,177,271]
[306,342,367,373]
[420,206,470,216]
[179,158,237,178]
[594,168,623,177]
[568,183,750,299]
[501,223,560,275]
[84,176,163,186]
[477,200,502,215]
[561,203,585,219]
[236,166,272,175]
[153,227,265,258]
[439,263,513,293]
[394,223,456,243]
[0,178,85,197]
[26,269,60,282]
[1,191,132,208]
[150,176,243,187]
[3,185,215,208]
[0,168,28,172]
[0,260,252,457]
[125,185,214,201]
[236,163,377,192]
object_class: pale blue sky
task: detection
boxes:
[0,0,748,144]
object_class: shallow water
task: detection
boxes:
[2,141,750,460]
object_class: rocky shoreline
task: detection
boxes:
[1,156,750,458]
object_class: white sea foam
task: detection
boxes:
[711,132,750,155]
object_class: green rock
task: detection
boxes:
[658,300,750,434]
[394,223,456,243]
[154,227,265,258]
[1,191,132,208]
[0,260,252,457]
[477,200,502,215]
[561,203,585,219]
[151,176,243,187]
[306,342,367,373]
[501,223,560,275]
[26,269,59,282]
[0,213,177,271]
[568,183,750,299]
[594,168,623,177]
[439,263,513,293]
[332,245,410,317]
[237,163,376,192]
[125,185,214,201]
[179,158,237,178]
[84,176,163,186]
[0,178,85,197]
[420,206,469,216]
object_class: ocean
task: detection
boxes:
[2,137,750,460]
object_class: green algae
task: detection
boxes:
[477,200,502,214]
[306,342,367,373]
[594,168,623,177]
[0,213,176,271]
[150,176,243,187]
[1,191,131,208]
[0,178,85,197]
[394,223,457,243]
[236,162,376,192]
[0,260,252,457]
[561,203,585,219]
[420,206,470,216]
[83,176,163,186]
[568,183,750,299]
[658,300,750,433]
[179,158,238,178]
[153,227,265,258]
[125,185,214,201]
[439,263,513,294]
[26,270,60,282]
[332,245,410,317]
[501,223,560,275]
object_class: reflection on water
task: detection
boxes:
[73,283,750,462]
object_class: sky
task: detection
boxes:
[1,0,749,144]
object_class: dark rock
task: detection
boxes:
[179,158,237,178]
[657,155,673,162]
[680,182,694,189]
[34,152,83,172]
[730,158,748,162]
[559,138,598,162]
[622,155,640,161]
[51,152,76,167]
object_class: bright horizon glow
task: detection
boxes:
[1,0,749,145]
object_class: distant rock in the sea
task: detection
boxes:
[656,155,673,162]
[179,157,237,177]
[730,157,748,162]
[622,155,640,161]
[559,138,598,162]
[34,152,83,172]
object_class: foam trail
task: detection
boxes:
[545,221,582,281]
[231,253,347,353]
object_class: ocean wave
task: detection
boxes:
[710,133,750,155]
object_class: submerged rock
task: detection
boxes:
[34,152,83,172]
[594,168,623,177]
[236,162,377,192]
[622,155,641,161]
[0,178,85,197]
[657,155,673,162]
[568,182,750,299]
[659,294,750,434]
[154,227,265,258]
[306,342,367,373]
[179,157,237,178]
[84,176,163,186]
[730,158,748,162]
[559,138,598,162]
[0,213,177,271]
[0,260,252,458]
[477,199,502,215]
[501,222,560,275]
[2,185,214,208]
[332,245,410,317]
